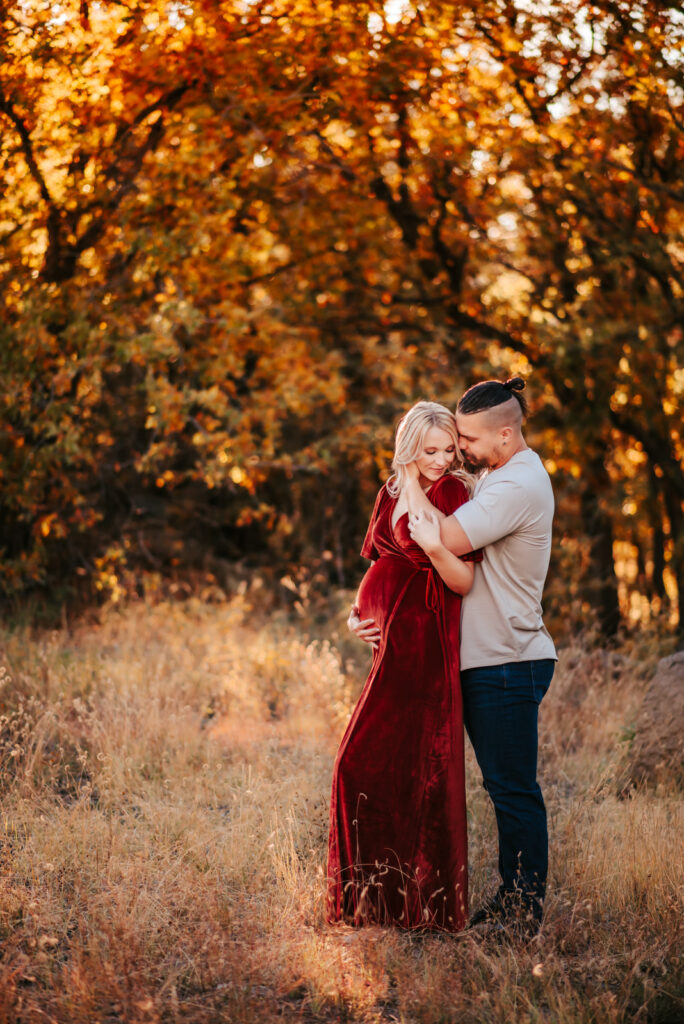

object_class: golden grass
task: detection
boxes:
[0,597,682,1023]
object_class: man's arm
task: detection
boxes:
[437,512,473,556]
[404,466,474,556]
[407,512,474,594]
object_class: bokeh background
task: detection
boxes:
[1,1,682,634]
[1,6,683,1022]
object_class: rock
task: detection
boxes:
[618,650,684,794]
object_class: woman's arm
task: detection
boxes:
[408,511,475,595]
[403,464,473,556]
[404,462,444,519]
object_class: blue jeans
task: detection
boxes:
[460,659,554,914]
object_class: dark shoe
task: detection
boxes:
[469,889,543,934]
[470,913,541,945]
[504,892,543,934]
[468,891,507,928]
[501,907,542,942]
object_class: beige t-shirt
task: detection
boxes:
[453,448,557,670]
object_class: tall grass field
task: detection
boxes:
[0,597,682,1023]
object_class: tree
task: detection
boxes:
[0,0,682,633]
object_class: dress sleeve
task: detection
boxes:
[360,486,387,560]
[433,476,483,563]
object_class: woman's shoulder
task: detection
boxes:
[369,481,393,514]
[377,480,396,502]
[431,473,470,511]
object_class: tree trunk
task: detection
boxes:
[648,465,667,604]
[662,482,683,633]
[580,456,621,636]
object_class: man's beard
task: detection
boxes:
[461,453,488,473]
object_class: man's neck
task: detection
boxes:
[490,437,528,471]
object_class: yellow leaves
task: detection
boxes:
[322,120,353,151]
[235,503,275,528]
[190,385,226,417]
[0,0,680,623]
[624,446,647,468]
[76,374,100,406]
[250,202,270,225]
[38,513,67,540]
[547,122,576,148]
[638,209,660,234]
[502,36,523,54]
[217,463,256,495]
[669,368,684,396]
[40,515,55,538]
[53,370,74,397]
[93,545,126,601]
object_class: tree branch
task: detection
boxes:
[0,87,65,275]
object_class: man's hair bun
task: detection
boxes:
[457,376,529,417]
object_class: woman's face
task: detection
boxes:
[414,426,457,485]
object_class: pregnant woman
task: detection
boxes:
[326,401,480,932]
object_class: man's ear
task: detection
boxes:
[501,425,513,445]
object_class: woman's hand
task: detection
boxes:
[403,460,421,483]
[347,606,381,650]
[408,509,442,555]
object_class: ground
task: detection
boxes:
[0,596,681,1023]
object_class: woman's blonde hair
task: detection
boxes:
[387,401,475,497]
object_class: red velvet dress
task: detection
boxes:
[327,475,480,932]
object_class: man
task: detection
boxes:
[406,376,556,936]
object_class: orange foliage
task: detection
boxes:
[0,1,682,632]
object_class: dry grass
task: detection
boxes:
[0,597,682,1023]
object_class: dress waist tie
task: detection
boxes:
[421,566,456,689]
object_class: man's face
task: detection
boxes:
[455,411,506,472]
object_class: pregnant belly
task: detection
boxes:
[356,556,415,630]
